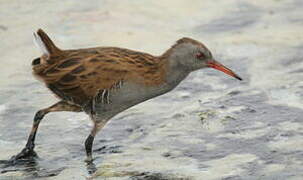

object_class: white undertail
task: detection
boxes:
[33,32,49,56]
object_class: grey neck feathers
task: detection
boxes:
[164,55,190,88]
[160,42,195,88]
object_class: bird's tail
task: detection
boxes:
[33,29,62,57]
[32,29,62,74]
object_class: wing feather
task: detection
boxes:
[33,47,165,106]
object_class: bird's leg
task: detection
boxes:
[11,101,82,161]
[84,119,105,162]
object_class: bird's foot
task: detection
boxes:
[9,147,37,164]
[85,160,97,175]
[0,148,37,169]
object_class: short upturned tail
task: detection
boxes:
[32,29,62,74]
[33,29,61,57]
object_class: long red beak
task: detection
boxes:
[207,60,242,81]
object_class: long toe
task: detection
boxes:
[11,148,37,161]
[0,149,37,168]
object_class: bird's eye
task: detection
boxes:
[196,52,205,59]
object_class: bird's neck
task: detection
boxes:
[160,54,190,88]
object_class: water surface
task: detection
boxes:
[0,0,303,179]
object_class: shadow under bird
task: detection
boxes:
[11,29,242,162]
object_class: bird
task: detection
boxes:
[11,29,242,162]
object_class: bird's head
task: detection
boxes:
[164,37,242,80]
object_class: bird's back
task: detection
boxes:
[32,30,166,107]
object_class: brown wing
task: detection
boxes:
[33,47,166,106]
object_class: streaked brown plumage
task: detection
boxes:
[33,45,166,106]
[11,29,242,163]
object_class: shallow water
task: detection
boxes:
[0,0,303,179]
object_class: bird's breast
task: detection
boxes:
[92,81,173,119]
